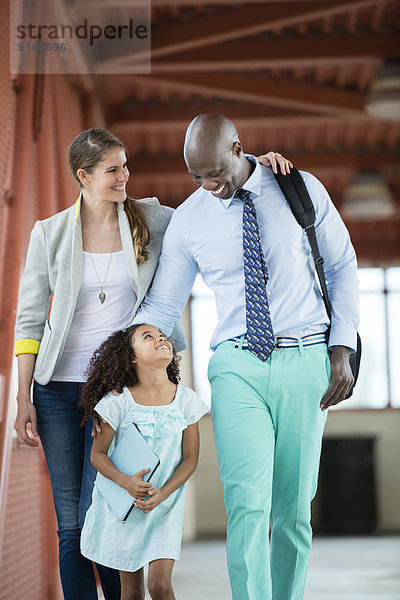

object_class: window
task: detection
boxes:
[190,268,400,410]
[387,268,400,409]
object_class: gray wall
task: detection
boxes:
[193,411,400,537]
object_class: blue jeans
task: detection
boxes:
[33,381,121,600]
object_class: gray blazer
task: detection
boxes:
[15,196,186,385]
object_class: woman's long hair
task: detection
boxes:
[68,128,150,264]
[79,324,181,423]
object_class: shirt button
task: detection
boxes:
[267,290,271,296]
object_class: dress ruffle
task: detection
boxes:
[126,407,189,438]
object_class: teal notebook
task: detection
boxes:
[95,423,160,522]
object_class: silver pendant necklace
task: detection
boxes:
[83,223,119,304]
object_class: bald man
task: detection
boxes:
[134,114,359,600]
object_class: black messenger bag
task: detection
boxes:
[274,167,361,399]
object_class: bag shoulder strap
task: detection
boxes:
[273,167,332,319]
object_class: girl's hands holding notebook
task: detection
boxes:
[122,468,153,500]
[134,487,166,513]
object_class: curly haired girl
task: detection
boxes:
[79,323,208,600]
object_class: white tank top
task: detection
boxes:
[52,250,136,382]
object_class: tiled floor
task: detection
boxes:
[170,537,400,600]
[99,536,400,599]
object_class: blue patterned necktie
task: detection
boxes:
[235,188,275,361]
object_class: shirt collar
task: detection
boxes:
[220,154,262,208]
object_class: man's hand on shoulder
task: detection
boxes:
[320,346,354,411]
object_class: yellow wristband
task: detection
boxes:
[15,339,40,356]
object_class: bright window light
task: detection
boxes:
[190,268,400,410]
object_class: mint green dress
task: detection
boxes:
[80,385,208,572]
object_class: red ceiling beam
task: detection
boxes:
[98,0,384,68]
[109,101,313,128]
[111,115,377,138]
[151,34,399,73]
[127,150,400,179]
[129,72,366,116]
[350,227,400,262]
[273,151,400,171]
[79,0,355,5]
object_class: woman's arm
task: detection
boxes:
[91,418,152,500]
[135,422,200,513]
[14,221,52,447]
[14,353,38,447]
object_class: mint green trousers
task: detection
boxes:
[208,341,329,600]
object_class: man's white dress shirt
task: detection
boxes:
[134,157,359,351]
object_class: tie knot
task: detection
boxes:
[234,188,252,203]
